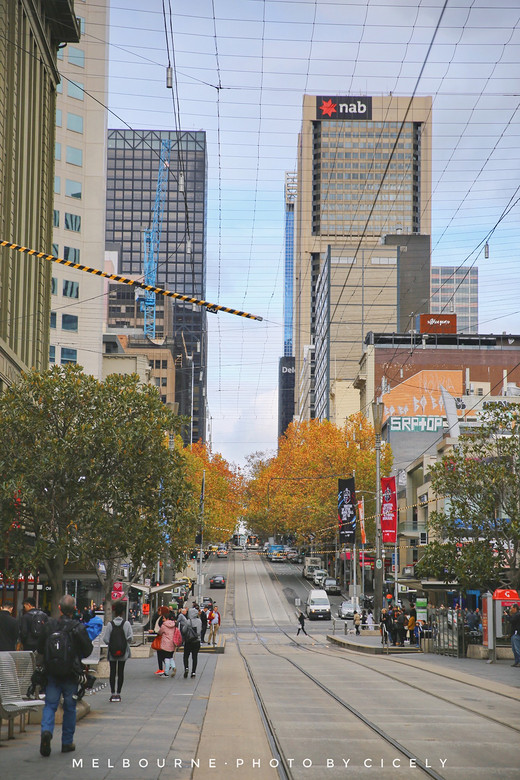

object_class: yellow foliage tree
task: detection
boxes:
[182,442,243,547]
[244,414,392,553]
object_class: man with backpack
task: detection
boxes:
[18,597,48,651]
[37,594,92,757]
[102,600,133,701]
[177,607,202,678]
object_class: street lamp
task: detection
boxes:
[372,400,384,623]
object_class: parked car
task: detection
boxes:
[323,577,341,595]
[337,600,356,619]
[216,547,228,558]
[313,569,328,586]
[209,574,226,589]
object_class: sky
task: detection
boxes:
[104,0,520,469]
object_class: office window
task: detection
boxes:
[52,243,59,257]
[61,348,77,365]
[77,17,85,34]
[63,280,79,298]
[64,213,81,232]
[56,109,62,127]
[68,47,84,67]
[64,246,80,263]
[67,81,84,100]
[55,142,61,160]
[66,146,83,166]
[62,314,78,332]
[54,176,61,194]
[56,81,63,94]
[49,345,56,364]
[67,113,84,133]
[53,210,60,228]
[65,179,82,199]
[51,277,57,295]
[50,312,56,329]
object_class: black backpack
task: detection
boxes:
[30,610,48,641]
[108,621,127,658]
[184,619,198,643]
[44,622,77,678]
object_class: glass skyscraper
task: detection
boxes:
[105,129,207,444]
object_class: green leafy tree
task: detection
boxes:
[417,403,520,591]
[0,365,195,616]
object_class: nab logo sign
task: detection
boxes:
[316,96,372,120]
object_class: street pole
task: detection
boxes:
[372,401,384,624]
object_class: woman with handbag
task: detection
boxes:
[155,610,181,677]
[151,606,170,675]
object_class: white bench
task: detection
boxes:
[0,652,44,740]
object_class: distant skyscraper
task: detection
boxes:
[293,95,433,423]
[105,129,207,444]
[431,266,478,333]
[51,0,109,378]
[278,173,297,439]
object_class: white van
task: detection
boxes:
[305,589,331,620]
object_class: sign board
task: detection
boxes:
[389,416,444,433]
[416,597,427,623]
[417,313,457,334]
[316,96,372,120]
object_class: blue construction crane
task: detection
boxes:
[141,139,172,338]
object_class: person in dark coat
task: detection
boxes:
[296,611,308,636]
[200,606,208,644]
[18,597,48,651]
[0,605,18,650]
[37,595,92,757]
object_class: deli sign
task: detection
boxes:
[418,313,457,334]
[317,96,372,120]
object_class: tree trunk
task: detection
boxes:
[45,555,64,618]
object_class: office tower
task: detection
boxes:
[293,95,432,423]
[431,266,478,334]
[105,130,207,444]
[278,173,297,438]
[51,0,109,377]
[0,1,79,385]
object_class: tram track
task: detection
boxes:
[231,552,451,780]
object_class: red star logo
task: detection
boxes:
[320,99,337,117]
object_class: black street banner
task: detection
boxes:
[338,478,357,544]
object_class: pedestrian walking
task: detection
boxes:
[508,603,520,667]
[200,606,208,644]
[366,610,374,629]
[296,611,308,636]
[156,610,181,678]
[178,607,202,678]
[408,608,417,645]
[37,594,93,757]
[353,611,361,635]
[103,600,133,702]
[207,605,220,647]
[0,605,18,650]
[153,606,170,674]
[18,597,48,651]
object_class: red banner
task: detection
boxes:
[380,476,397,544]
[359,497,366,545]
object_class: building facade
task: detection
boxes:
[105,129,207,444]
[293,95,433,423]
[431,266,478,334]
[51,0,109,377]
[0,0,79,387]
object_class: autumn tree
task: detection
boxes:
[416,403,520,591]
[182,441,244,547]
[0,365,195,617]
[244,415,392,553]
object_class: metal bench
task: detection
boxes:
[0,651,44,740]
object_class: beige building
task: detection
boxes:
[50,0,109,377]
[0,0,79,387]
[293,95,433,423]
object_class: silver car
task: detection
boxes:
[323,577,341,595]
[337,600,356,619]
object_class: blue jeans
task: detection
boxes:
[512,633,520,664]
[41,676,78,745]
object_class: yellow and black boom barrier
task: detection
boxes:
[1,240,263,322]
